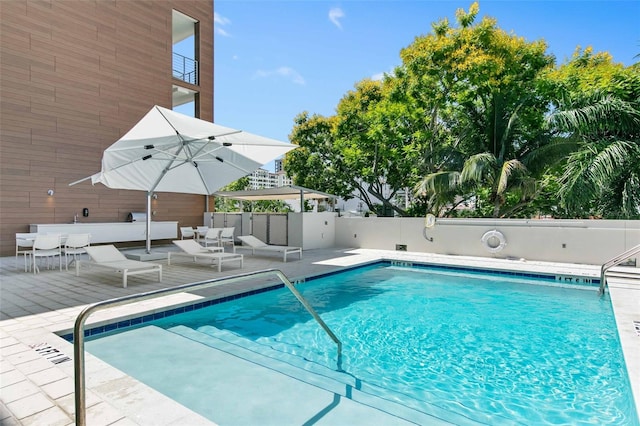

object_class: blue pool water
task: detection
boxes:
[86,264,638,425]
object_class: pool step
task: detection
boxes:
[607,267,640,290]
[168,325,488,426]
[88,325,424,426]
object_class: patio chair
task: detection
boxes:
[76,245,162,288]
[219,227,236,252]
[63,233,91,270]
[196,226,209,242]
[203,227,223,247]
[32,234,63,274]
[237,235,302,262]
[180,226,196,240]
[16,232,38,271]
[168,240,243,272]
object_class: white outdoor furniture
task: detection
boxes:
[203,227,223,247]
[76,245,162,288]
[180,226,196,239]
[63,233,91,270]
[237,235,302,262]
[32,234,63,274]
[219,227,236,252]
[16,232,38,271]
[196,226,209,242]
[169,240,243,272]
[30,222,177,244]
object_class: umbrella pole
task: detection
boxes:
[146,192,152,254]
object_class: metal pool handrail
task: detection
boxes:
[599,243,640,296]
[73,268,343,426]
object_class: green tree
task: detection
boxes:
[544,50,640,218]
[286,79,428,216]
[409,3,556,217]
[285,112,355,200]
[214,177,250,212]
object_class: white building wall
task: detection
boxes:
[302,212,336,249]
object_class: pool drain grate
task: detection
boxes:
[30,343,71,365]
[634,321,640,337]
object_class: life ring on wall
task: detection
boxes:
[423,213,436,242]
[425,213,436,229]
[481,229,507,253]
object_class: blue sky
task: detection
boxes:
[211,1,639,171]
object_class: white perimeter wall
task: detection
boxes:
[301,212,336,250]
[335,218,640,265]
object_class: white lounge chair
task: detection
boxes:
[168,240,243,272]
[237,235,302,262]
[76,245,162,288]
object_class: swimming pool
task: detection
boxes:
[84,263,639,425]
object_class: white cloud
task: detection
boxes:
[214,12,231,37]
[372,68,396,81]
[214,12,231,26]
[329,7,344,29]
[254,67,306,85]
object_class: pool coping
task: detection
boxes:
[61,259,601,342]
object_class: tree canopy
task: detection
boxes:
[284,2,640,219]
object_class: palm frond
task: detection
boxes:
[559,140,636,208]
[548,94,640,135]
[586,140,634,186]
[413,171,460,196]
[497,159,527,194]
[522,138,579,173]
[621,173,640,217]
[460,152,497,183]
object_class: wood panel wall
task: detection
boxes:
[0,0,214,256]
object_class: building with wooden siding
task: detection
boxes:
[0,0,214,256]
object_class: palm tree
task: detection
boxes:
[415,92,546,217]
[548,92,640,218]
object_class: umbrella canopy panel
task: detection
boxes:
[90,106,295,195]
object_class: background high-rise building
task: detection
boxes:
[274,159,284,173]
[249,167,292,190]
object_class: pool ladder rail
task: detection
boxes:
[599,243,640,296]
[72,268,343,426]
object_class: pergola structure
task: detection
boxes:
[214,185,336,211]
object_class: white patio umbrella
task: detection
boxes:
[71,105,295,253]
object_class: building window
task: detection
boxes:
[172,10,198,85]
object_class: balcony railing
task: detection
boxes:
[173,52,198,85]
